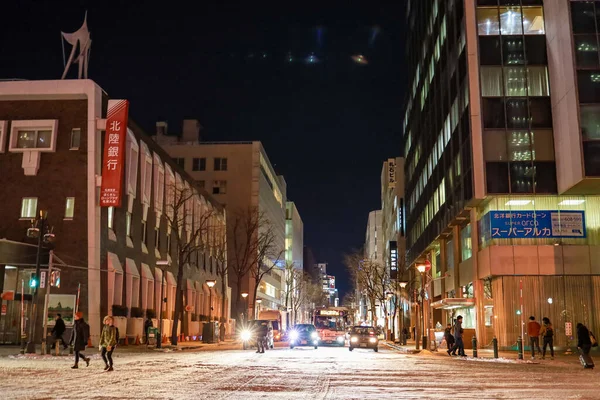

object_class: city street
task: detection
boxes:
[0,344,598,399]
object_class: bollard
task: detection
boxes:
[517,336,523,360]
[492,337,499,359]
[472,336,478,358]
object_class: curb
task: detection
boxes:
[384,342,421,354]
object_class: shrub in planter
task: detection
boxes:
[130,307,144,318]
[146,309,156,319]
[112,304,128,317]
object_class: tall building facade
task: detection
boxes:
[285,202,304,270]
[361,210,384,325]
[0,80,228,345]
[154,126,287,319]
[404,0,600,349]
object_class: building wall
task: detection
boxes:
[365,210,383,264]
[285,201,304,270]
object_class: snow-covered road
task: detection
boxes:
[0,345,598,399]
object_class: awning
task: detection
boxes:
[107,252,123,274]
[140,263,153,281]
[125,258,140,278]
[166,271,176,286]
[431,298,476,310]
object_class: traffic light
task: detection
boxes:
[29,274,38,289]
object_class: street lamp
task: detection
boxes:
[156,259,171,349]
[386,291,394,341]
[206,280,216,321]
[416,263,428,350]
[25,210,54,354]
[241,292,249,322]
[399,282,408,345]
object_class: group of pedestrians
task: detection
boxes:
[527,316,554,360]
[445,315,466,357]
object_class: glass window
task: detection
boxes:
[506,98,528,129]
[581,104,600,140]
[527,66,550,96]
[212,180,227,194]
[510,162,534,193]
[108,206,114,230]
[577,70,600,103]
[534,162,557,193]
[502,36,525,65]
[126,212,132,238]
[477,7,500,35]
[70,129,81,150]
[522,6,545,35]
[482,98,506,128]
[531,130,555,160]
[16,131,36,148]
[486,162,510,193]
[481,67,504,96]
[507,131,532,161]
[64,197,75,219]
[484,130,508,161]
[461,224,472,261]
[525,35,547,64]
[571,2,596,34]
[20,197,37,219]
[584,141,600,176]
[574,35,600,68]
[480,36,502,65]
[214,158,228,171]
[192,158,206,171]
[504,67,528,97]
[499,7,524,35]
[529,97,553,128]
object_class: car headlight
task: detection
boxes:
[289,331,299,341]
[311,332,318,339]
[241,330,251,341]
[350,337,358,343]
[337,336,344,342]
[369,337,377,343]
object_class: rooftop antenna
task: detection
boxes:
[61,12,91,79]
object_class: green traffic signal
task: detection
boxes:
[29,275,38,288]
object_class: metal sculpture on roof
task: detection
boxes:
[61,12,91,79]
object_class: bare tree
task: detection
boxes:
[165,180,215,345]
[212,215,228,322]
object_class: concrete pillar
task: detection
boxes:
[452,225,461,297]
[439,238,448,324]
[470,208,486,344]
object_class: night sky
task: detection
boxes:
[1,1,405,298]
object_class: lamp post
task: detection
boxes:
[241,292,249,322]
[416,264,428,350]
[399,282,407,345]
[386,291,394,341]
[206,280,216,321]
[26,210,54,354]
[156,260,171,349]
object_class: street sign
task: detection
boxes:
[565,322,572,336]
[40,271,46,289]
[1,304,6,316]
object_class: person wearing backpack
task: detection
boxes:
[540,317,554,360]
[99,316,117,372]
[69,312,90,369]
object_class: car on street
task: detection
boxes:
[240,320,275,350]
[348,326,379,352]
[289,324,319,349]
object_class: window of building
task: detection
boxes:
[70,129,81,150]
[574,35,600,68]
[482,98,506,129]
[64,197,75,219]
[506,98,529,129]
[174,158,185,168]
[477,7,500,36]
[486,162,510,193]
[526,66,550,96]
[578,70,600,103]
[481,66,504,97]
[584,141,600,176]
[212,180,227,195]
[483,130,508,161]
[192,157,206,171]
[20,197,37,219]
[534,162,558,192]
[15,129,52,149]
[522,6,545,35]
[531,130,555,160]
[141,220,148,246]
[155,228,161,251]
[571,1,596,34]
[502,36,525,65]
[214,157,228,171]
[461,224,472,261]
[126,212,132,238]
[499,7,524,35]
[9,120,58,153]
[581,104,600,140]
[525,35,547,65]
[504,67,528,97]
[108,206,114,230]
[510,162,534,193]
[0,120,6,153]
[528,97,553,128]
[507,131,532,161]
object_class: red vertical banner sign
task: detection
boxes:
[100,99,129,207]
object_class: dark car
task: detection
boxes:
[348,326,379,352]
[289,324,319,349]
[240,320,275,350]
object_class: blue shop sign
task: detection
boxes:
[487,210,586,239]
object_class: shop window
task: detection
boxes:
[527,66,550,96]
[510,162,534,193]
[483,130,508,161]
[499,7,524,35]
[482,98,506,129]
[486,162,510,193]
[528,97,553,128]
[502,36,525,65]
[477,7,500,35]
[571,2,596,34]
[521,6,545,35]
[583,141,600,176]
[533,162,557,193]
[577,70,600,103]
[479,36,502,65]
[506,98,529,129]
[481,67,504,96]
[574,35,600,68]
[507,131,532,161]
[581,104,600,140]
[525,35,547,65]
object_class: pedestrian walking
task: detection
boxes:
[540,317,554,360]
[51,313,68,350]
[144,316,153,345]
[444,323,455,350]
[99,315,117,372]
[219,321,226,342]
[69,312,90,369]
[447,316,465,356]
[576,322,595,369]
[527,316,542,359]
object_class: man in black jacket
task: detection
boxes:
[51,314,68,350]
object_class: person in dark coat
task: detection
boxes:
[444,323,455,350]
[219,321,226,342]
[51,314,68,350]
[540,317,554,360]
[144,317,153,345]
[69,312,90,369]
[577,323,593,357]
